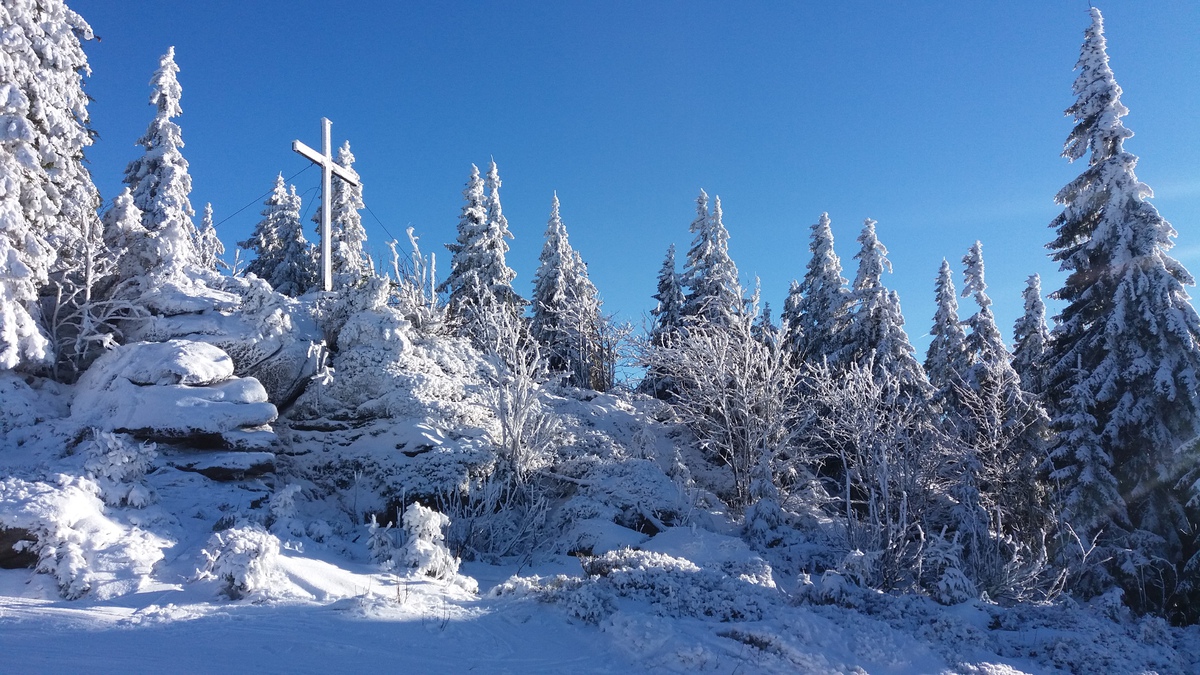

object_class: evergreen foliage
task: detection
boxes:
[439,162,524,345]
[122,46,199,275]
[1011,274,1051,397]
[312,141,369,282]
[0,0,100,371]
[840,219,928,400]
[788,212,850,366]
[649,244,685,348]
[196,203,226,273]
[240,174,317,296]
[530,194,606,389]
[925,258,968,402]
[681,191,743,332]
[1045,8,1200,620]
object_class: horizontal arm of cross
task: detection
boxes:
[292,140,361,186]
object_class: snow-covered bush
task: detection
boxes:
[366,514,398,569]
[481,308,562,485]
[795,361,945,592]
[267,484,305,538]
[196,524,284,599]
[498,548,779,624]
[395,502,460,581]
[81,429,157,508]
[0,475,168,600]
[921,529,976,605]
[387,229,448,336]
[437,468,550,563]
[641,306,801,508]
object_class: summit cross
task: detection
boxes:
[293,117,360,292]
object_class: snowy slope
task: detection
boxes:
[2,292,1198,675]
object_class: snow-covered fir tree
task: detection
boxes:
[925,258,968,397]
[1011,274,1051,397]
[681,191,743,332]
[648,244,685,348]
[530,194,604,388]
[1045,8,1200,617]
[840,219,927,400]
[0,0,100,371]
[122,46,200,275]
[312,141,369,282]
[641,244,686,398]
[240,175,316,296]
[195,203,226,273]
[1048,358,1125,546]
[102,189,151,289]
[752,299,779,351]
[779,279,803,362]
[788,212,850,366]
[958,241,1050,540]
[439,162,524,344]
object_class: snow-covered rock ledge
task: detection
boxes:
[71,340,278,450]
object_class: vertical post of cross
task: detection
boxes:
[292,118,361,292]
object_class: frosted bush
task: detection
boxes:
[267,484,304,538]
[396,502,460,581]
[0,476,168,600]
[366,514,397,569]
[81,429,157,508]
[922,529,977,605]
[196,524,284,599]
[510,548,780,624]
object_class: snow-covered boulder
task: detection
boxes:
[133,277,325,407]
[72,340,277,450]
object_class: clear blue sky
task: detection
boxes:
[71,1,1200,351]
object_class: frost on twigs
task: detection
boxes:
[196,524,284,600]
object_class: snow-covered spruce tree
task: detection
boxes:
[680,191,743,332]
[956,242,1052,586]
[788,212,850,367]
[311,141,369,283]
[102,189,152,289]
[439,162,524,346]
[530,194,606,389]
[639,244,686,398]
[839,219,928,401]
[925,258,968,410]
[752,298,779,351]
[0,0,102,373]
[1045,8,1200,620]
[122,46,200,275]
[195,203,226,273]
[1011,273,1051,399]
[779,279,803,361]
[648,244,685,348]
[239,175,317,296]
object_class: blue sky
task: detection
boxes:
[71,1,1200,351]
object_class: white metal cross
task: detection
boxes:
[293,118,360,292]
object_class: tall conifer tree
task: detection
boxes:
[531,194,603,387]
[1011,274,1051,398]
[790,212,850,366]
[122,47,199,274]
[841,219,927,400]
[1046,8,1200,617]
[681,191,743,331]
[0,0,100,371]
